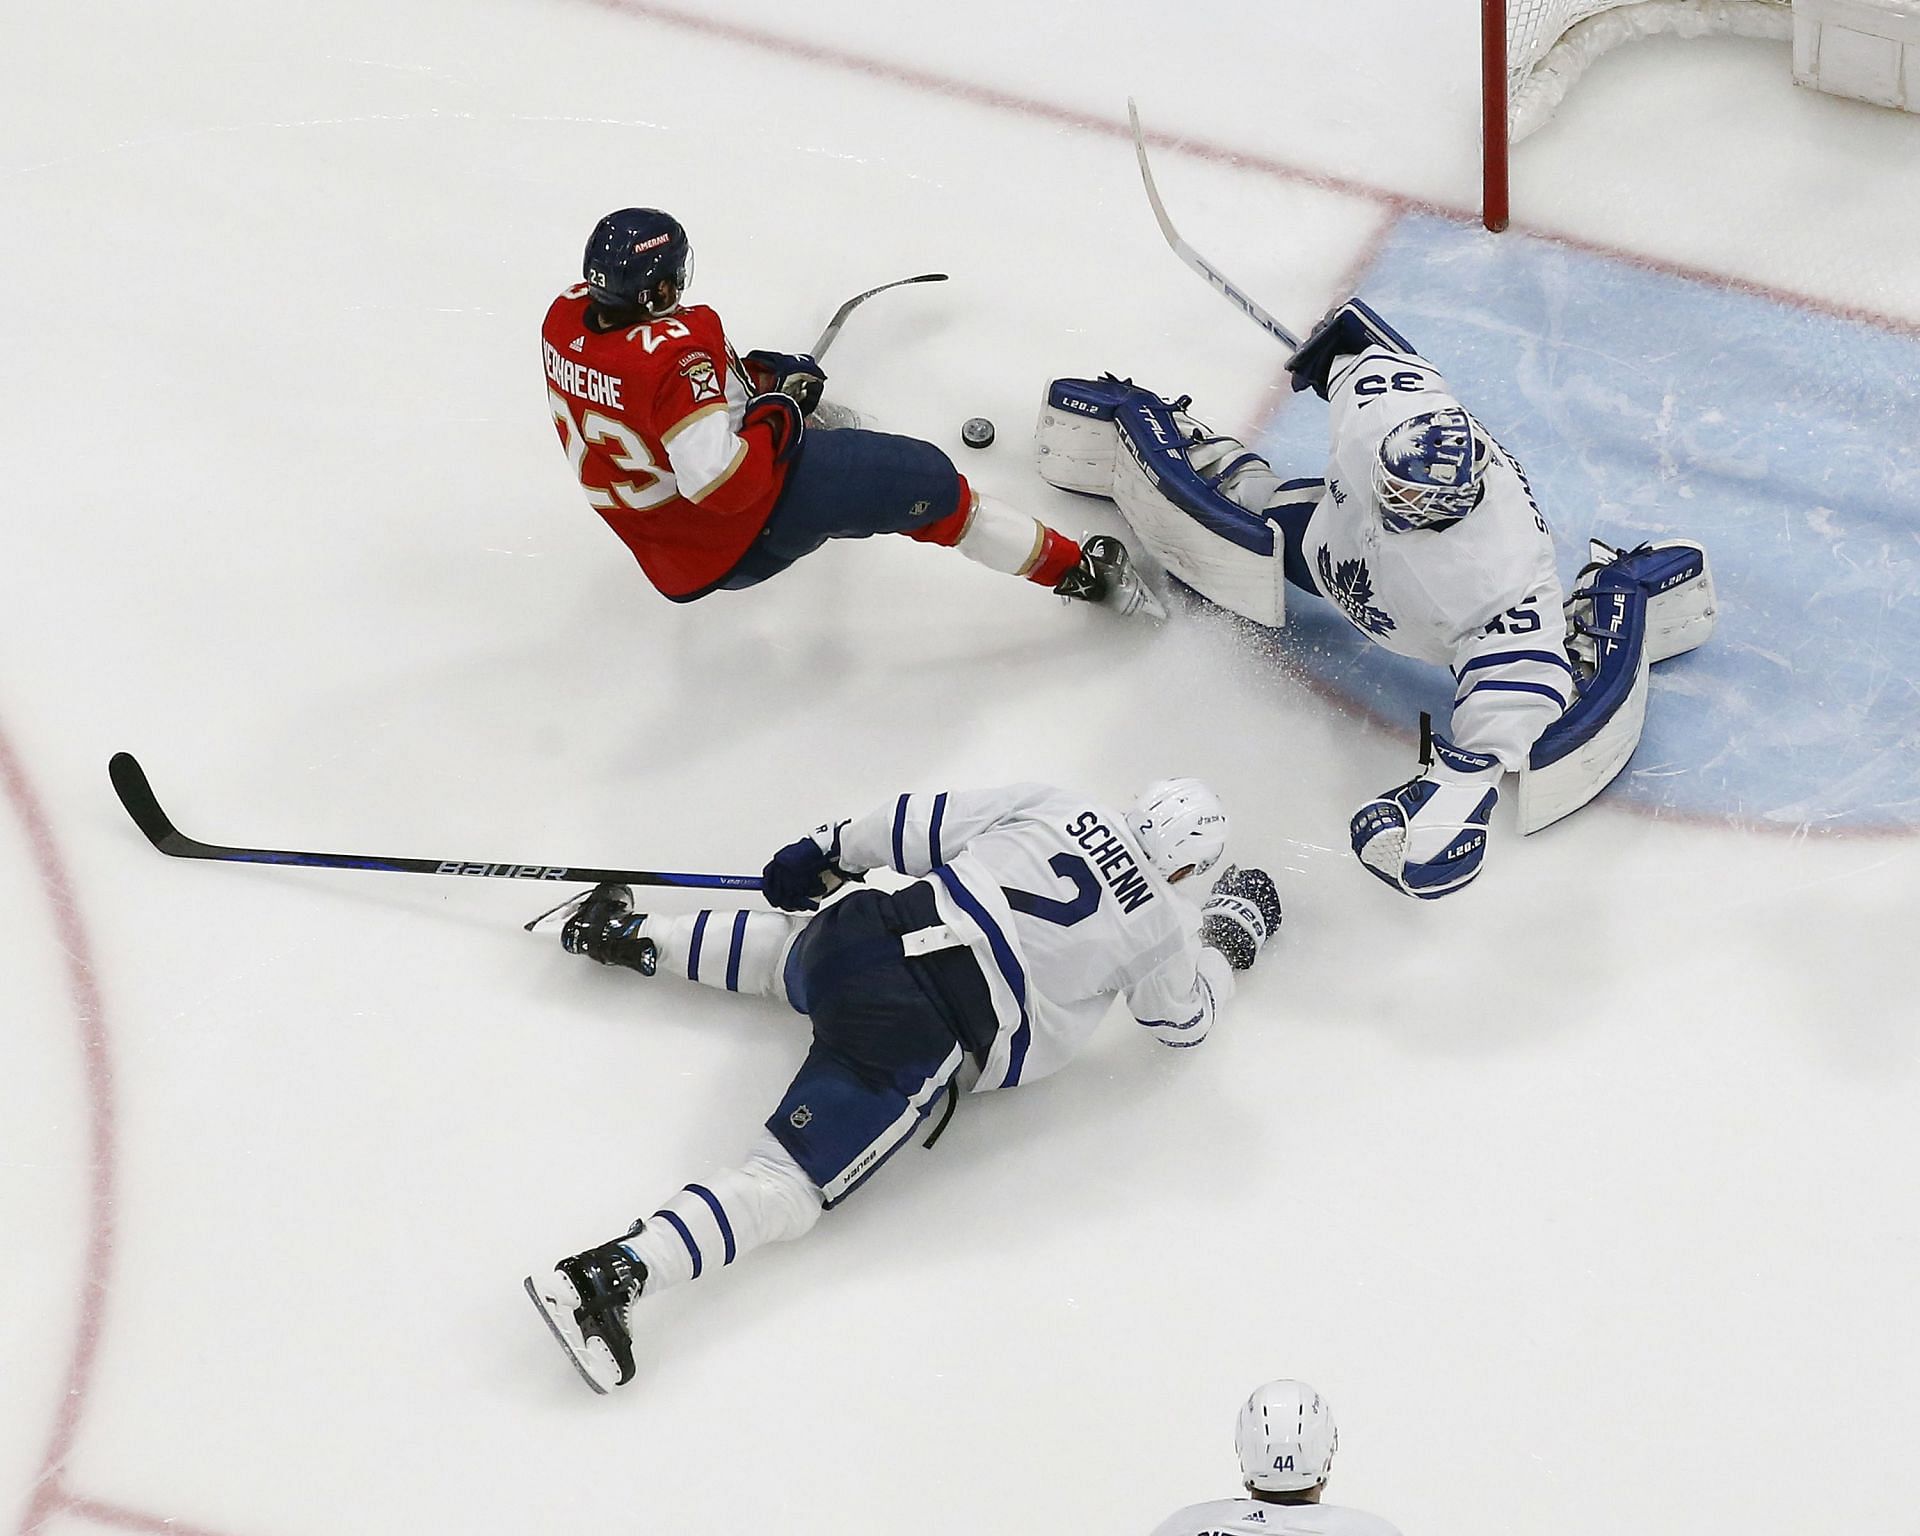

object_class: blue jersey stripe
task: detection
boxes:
[891,794,909,871]
[654,1209,701,1278]
[685,1183,736,1264]
[1460,678,1570,706]
[1455,648,1576,678]
[928,791,948,867]
[725,910,748,991]
[933,866,1031,1085]
[687,910,710,980]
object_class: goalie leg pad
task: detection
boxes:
[1034,374,1143,494]
[1035,376,1294,627]
[1581,539,1717,663]
[1517,564,1651,834]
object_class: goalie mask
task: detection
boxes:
[1373,408,1493,532]
[1126,777,1228,883]
[1235,1380,1338,1494]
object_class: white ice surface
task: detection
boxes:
[3,4,1917,1536]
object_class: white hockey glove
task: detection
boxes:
[1200,866,1283,970]
[1349,732,1501,900]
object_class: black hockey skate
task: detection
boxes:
[559,883,657,975]
[1054,534,1167,622]
[524,1231,649,1394]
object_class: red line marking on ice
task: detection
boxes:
[5,725,117,1536]
[582,0,1920,342]
[3,727,245,1536]
[61,1496,239,1536]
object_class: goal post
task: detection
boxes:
[1482,0,1795,229]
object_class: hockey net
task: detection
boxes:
[1483,0,1793,227]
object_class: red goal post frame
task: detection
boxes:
[1484,0,1513,229]
[1480,0,1799,231]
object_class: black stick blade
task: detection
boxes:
[109,752,182,850]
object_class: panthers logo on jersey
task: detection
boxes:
[679,351,723,405]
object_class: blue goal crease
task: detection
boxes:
[1243,213,1920,834]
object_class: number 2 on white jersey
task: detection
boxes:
[549,389,677,512]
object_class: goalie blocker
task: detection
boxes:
[1034,376,1718,833]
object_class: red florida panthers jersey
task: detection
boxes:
[539,289,791,600]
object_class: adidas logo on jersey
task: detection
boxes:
[569,337,585,352]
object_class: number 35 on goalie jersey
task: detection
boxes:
[834,784,1236,1091]
[1319,348,1575,768]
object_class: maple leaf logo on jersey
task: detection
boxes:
[1317,544,1396,637]
[679,352,723,404]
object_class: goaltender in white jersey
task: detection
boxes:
[525,779,1284,1392]
[1312,343,1566,766]
[1151,1381,1403,1536]
[1038,297,1717,900]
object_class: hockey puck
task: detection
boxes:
[961,416,995,449]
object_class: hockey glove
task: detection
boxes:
[744,349,827,416]
[1200,865,1282,971]
[1283,298,1416,399]
[1349,734,1501,900]
[762,821,855,912]
[743,392,805,465]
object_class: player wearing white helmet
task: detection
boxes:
[1150,1381,1404,1536]
[525,780,1283,1392]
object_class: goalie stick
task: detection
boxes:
[1126,99,1301,350]
[809,272,948,360]
[107,752,763,893]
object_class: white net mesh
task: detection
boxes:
[1504,0,1794,140]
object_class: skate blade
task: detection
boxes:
[1126,582,1169,624]
[523,1274,618,1395]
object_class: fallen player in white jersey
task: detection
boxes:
[1150,1380,1403,1536]
[1037,299,1718,899]
[525,779,1283,1392]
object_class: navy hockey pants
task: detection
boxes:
[718,426,966,591]
[768,881,997,1208]
[1266,478,1325,596]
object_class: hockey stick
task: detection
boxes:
[808,272,948,360]
[1126,99,1301,350]
[107,752,763,892]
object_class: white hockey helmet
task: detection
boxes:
[1126,778,1228,883]
[1235,1380,1338,1494]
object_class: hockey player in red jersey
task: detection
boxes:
[541,208,1160,615]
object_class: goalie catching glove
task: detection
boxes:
[1200,865,1283,970]
[1350,733,1501,900]
[762,821,856,912]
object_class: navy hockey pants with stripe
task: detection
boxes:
[769,881,996,1207]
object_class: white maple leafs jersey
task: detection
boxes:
[835,783,1236,1091]
[1149,1498,1405,1536]
[1305,346,1574,769]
